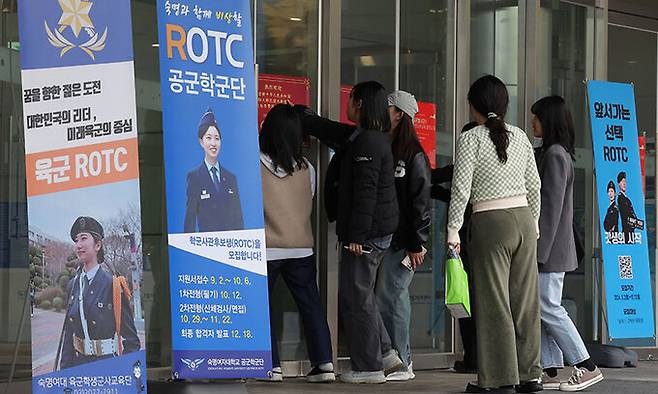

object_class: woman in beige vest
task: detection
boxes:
[259,104,334,383]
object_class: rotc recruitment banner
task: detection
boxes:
[156,0,272,379]
[587,80,656,343]
[17,0,147,392]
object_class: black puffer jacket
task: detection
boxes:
[296,107,399,243]
[392,151,431,252]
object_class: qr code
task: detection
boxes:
[618,255,633,279]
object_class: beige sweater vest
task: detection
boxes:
[261,163,314,249]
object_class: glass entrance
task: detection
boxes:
[608,24,658,343]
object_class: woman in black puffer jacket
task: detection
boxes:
[295,81,400,384]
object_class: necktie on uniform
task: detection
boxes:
[81,273,90,294]
[210,167,221,192]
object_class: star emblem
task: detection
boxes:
[57,0,94,37]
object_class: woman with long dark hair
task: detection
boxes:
[532,96,603,392]
[448,75,542,393]
[259,104,335,383]
[294,81,401,384]
[375,91,431,381]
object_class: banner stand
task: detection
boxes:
[155,0,272,379]
[584,79,655,366]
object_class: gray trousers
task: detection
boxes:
[339,240,393,371]
[469,207,542,388]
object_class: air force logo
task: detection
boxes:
[44,0,108,60]
[181,358,205,371]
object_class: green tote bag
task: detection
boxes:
[445,246,471,319]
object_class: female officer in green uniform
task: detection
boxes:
[60,216,140,369]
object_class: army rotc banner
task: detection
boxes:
[156,0,272,379]
[17,0,147,392]
[587,80,655,343]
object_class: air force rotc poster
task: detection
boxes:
[156,0,272,380]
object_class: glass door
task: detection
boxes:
[0,6,31,383]
[608,23,658,345]
[536,0,596,340]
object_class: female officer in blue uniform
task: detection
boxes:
[60,216,140,369]
[184,107,244,233]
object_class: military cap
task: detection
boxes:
[607,180,615,191]
[197,107,222,139]
[70,216,104,241]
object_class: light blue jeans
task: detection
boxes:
[539,272,590,369]
[375,247,415,370]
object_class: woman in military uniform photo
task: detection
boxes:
[183,107,244,233]
[59,216,140,369]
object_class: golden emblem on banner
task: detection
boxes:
[44,0,108,60]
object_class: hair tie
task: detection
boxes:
[487,112,498,119]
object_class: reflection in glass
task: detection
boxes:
[338,0,395,357]
[256,0,319,107]
[609,25,658,310]
[536,0,593,337]
[256,0,320,364]
[399,0,451,354]
[341,0,396,90]
[0,11,31,381]
[470,0,519,125]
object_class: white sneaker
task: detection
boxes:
[385,370,412,381]
[559,366,603,392]
[385,362,416,381]
[382,349,403,376]
[340,370,386,384]
[256,366,283,382]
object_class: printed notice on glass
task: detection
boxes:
[155,0,272,379]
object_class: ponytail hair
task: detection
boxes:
[467,75,510,163]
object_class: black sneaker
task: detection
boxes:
[306,367,335,383]
[516,379,543,393]
[465,382,516,393]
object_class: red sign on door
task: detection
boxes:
[339,85,356,125]
[257,74,311,129]
[414,101,437,168]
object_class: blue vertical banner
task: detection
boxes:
[588,80,656,342]
[18,0,147,392]
[155,0,272,379]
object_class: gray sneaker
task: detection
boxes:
[382,349,403,376]
[559,366,603,392]
[339,370,386,384]
[540,372,561,390]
